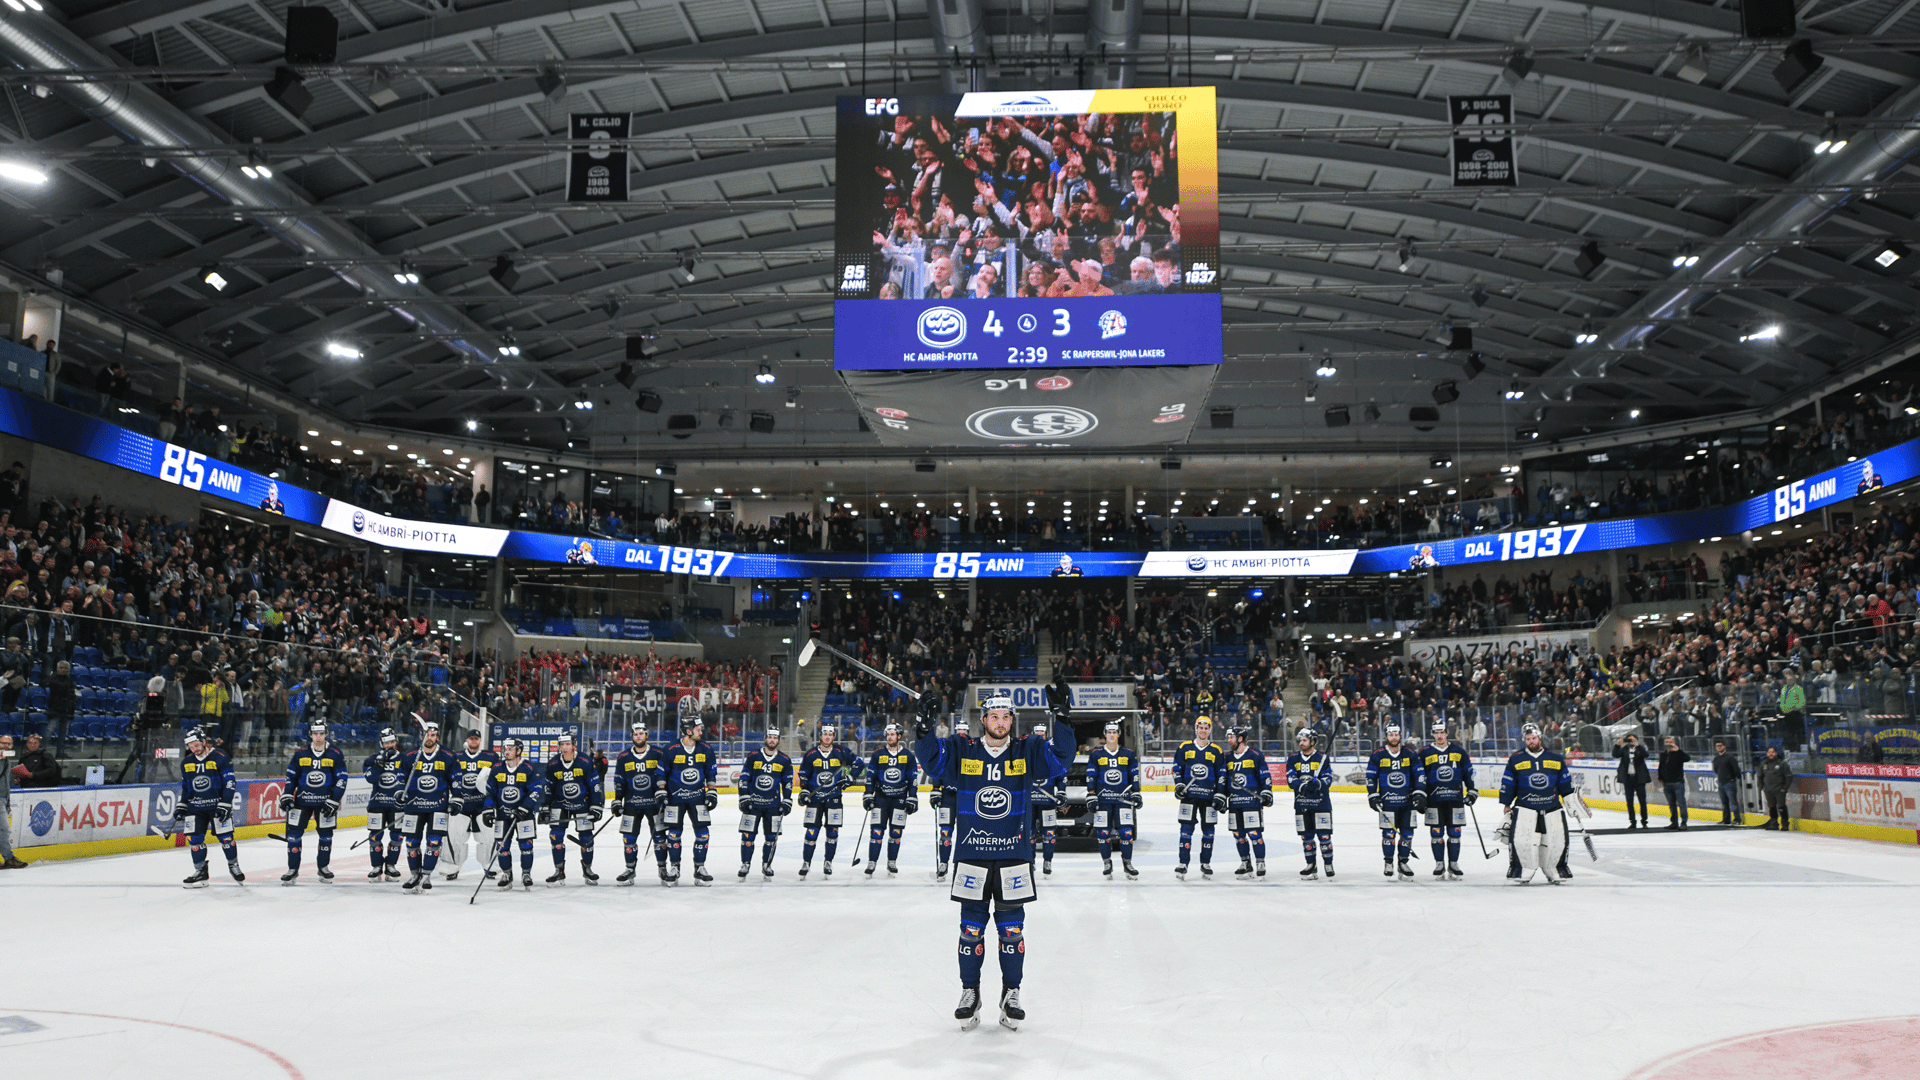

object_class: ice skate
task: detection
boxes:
[1300,864,1319,880]
[443,870,459,881]
[692,865,712,886]
[1256,859,1266,878]
[280,869,299,885]
[522,872,534,889]
[887,861,898,877]
[1200,863,1214,878]
[402,871,423,892]
[1175,864,1188,878]
[935,863,947,881]
[998,987,1024,1031]
[798,863,810,878]
[1447,862,1463,880]
[419,877,432,892]
[384,867,402,881]
[762,864,774,880]
[1397,859,1415,879]
[317,868,333,882]
[739,863,751,880]
[955,987,982,1031]
[1383,859,1395,878]
[1042,859,1052,876]
[227,860,246,883]
[864,863,877,877]
[182,867,210,889]
[497,874,513,890]
[1234,860,1254,878]
[1324,864,1336,878]
[581,867,599,886]
[1123,860,1139,878]
[1102,858,1114,878]
[617,867,637,885]
[822,862,833,877]
[545,869,566,887]
[1432,863,1448,877]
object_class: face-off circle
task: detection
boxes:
[1626,1015,1920,1079]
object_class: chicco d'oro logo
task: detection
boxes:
[916,306,967,348]
[974,786,1012,820]
[965,406,1098,441]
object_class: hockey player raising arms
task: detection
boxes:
[1498,722,1588,885]
[1173,716,1227,878]
[914,695,1070,1031]
[1222,726,1273,879]
[1085,720,1141,878]
[738,727,794,880]
[1418,722,1476,879]
[798,724,862,877]
[1367,725,1426,880]
[1287,727,1336,880]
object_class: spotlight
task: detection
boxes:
[1501,48,1534,85]
[636,390,664,413]
[1430,454,1453,469]
[1575,241,1605,278]
[535,66,567,102]
[1629,408,1642,419]
[681,253,698,282]
[367,67,400,107]
[264,66,313,118]
[785,386,799,408]
[1813,123,1847,155]
[1505,382,1526,400]
[393,261,420,284]
[1517,426,1540,440]
[1396,239,1417,271]
[1432,381,1460,405]
[750,411,777,434]
[1469,285,1489,307]
[1672,245,1700,269]
[240,149,273,180]
[1324,405,1351,428]
[655,462,677,477]
[572,394,593,411]
[465,419,479,431]
[1575,321,1599,345]
[602,294,622,318]
[755,363,776,385]
[489,255,519,291]
[1875,242,1910,268]
[1304,383,1317,403]
[1314,357,1337,378]
[324,340,361,361]
[1676,43,1710,84]
[201,265,229,292]
[497,332,521,357]
[1773,39,1823,93]
[1740,324,1782,343]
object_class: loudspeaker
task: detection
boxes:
[1773,39,1823,93]
[1409,406,1441,430]
[1447,327,1473,352]
[1210,408,1234,429]
[489,255,519,291]
[625,336,652,360]
[1575,241,1605,278]
[614,362,637,389]
[635,391,663,413]
[1159,456,1181,470]
[284,6,339,64]
[264,67,312,118]
[667,414,698,439]
[1432,381,1459,404]
[914,459,936,472]
[1462,353,1485,379]
[1740,0,1796,39]
[750,411,776,434]
[1324,405,1350,428]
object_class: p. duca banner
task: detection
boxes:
[567,113,630,201]
[1449,95,1517,187]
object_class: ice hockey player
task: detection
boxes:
[543,730,604,886]
[277,720,348,884]
[1367,725,1426,880]
[613,722,670,885]
[1498,722,1589,885]
[482,738,542,889]
[913,695,1071,1031]
[661,716,718,885]
[1222,726,1273,879]
[1026,722,1068,875]
[176,727,244,888]
[1174,715,1227,878]
[864,723,921,877]
[798,723,862,877]
[395,720,457,893]
[1085,720,1140,878]
[1287,727,1336,879]
[736,727,794,879]
[1418,722,1476,879]
[442,729,499,881]
[362,728,405,881]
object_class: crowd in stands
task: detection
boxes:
[510,648,780,739]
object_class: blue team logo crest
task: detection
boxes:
[305,770,327,788]
[816,770,835,787]
[1098,310,1128,340]
[1435,765,1455,782]
[1528,772,1550,790]
[1387,771,1406,787]
[883,767,903,785]
[916,306,967,348]
[563,781,582,800]
[1190,764,1210,781]
[1231,772,1249,789]
[29,800,54,837]
[754,774,776,791]
[975,786,1012,820]
[1186,555,1208,572]
[681,767,702,785]
[634,774,653,790]
[192,775,212,793]
[1104,768,1123,786]
[500,788,522,804]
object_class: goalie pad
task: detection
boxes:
[1512,806,1567,882]
[1564,789,1592,823]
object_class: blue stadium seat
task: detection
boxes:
[26,711,46,735]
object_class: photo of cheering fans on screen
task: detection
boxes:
[853,110,1182,300]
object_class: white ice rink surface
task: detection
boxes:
[8,792,1920,1080]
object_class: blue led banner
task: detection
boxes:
[0,387,1904,580]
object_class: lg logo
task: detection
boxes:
[864,98,900,115]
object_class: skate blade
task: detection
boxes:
[959,1014,980,1032]
[998,1013,1021,1032]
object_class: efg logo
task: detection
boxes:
[351,510,367,534]
[975,786,1012,820]
[1186,555,1208,572]
[966,406,1098,441]
[916,306,968,348]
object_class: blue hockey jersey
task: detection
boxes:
[738,749,793,811]
[800,745,862,804]
[363,749,404,811]
[179,749,235,812]
[398,746,458,813]
[545,751,603,813]
[661,739,716,805]
[283,744,348,808]
[451,748,499,813]
[486,758,544,819]
[1223,748,1272,810]
[1418,742,1475,803]
[1286,751,1334,812]
[613,745,667,808]
[915,728,1070,863]
[1174,740,1227,800]
[1500,748,1573,812]
[1366,745,1424,809]
[867,747,921,801]
[1086,745,1139,803]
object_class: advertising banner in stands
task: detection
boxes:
[566,112,629,201]
[487,720,586,762]
[0,386,1915,580]
[1403,629,1592,665]
[968,682,1131,711]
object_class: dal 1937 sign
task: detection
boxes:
[1449,95,1517,187]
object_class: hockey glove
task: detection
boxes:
[862,793,876,812]
[480,809,496,827]
[1051,786,1066,806]
[927,789,942,809]
[798,790,815,808]
[780,799,793,816]
[277,793,295,813]
[1129,792,1143,810]
[1174,782,1188,801]
[702,789,719,811]
[739,795,752,813]
[586,806,603,823]
[1464,787,1479,805]
[1495,820,1513,848]
[1410,790,1428,814]
[1212,791,1229,812]
[903,798,918,816]
[914,718,931,739]
[322,799,340,817]
[1259,791,1274,808]
[215,803,233,824]
[1367,793,1383,812]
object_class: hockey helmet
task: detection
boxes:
[764,727,781,741]
[378,727,398,746]
[884,723,903,737]
[184,726,209,747]
[819,724,837,737]
[1194,714,1213,727]
[1296,727,1317,747]
[1227,725,1250,743]
[1430,721,1447,735]
[980,695,1015,716]
[679,714,704,732]
[558,730,577,745]
[500,737,524,752]
[420,720,440,735]
[1384,724,1403,740]
[631,720,649,735]
[1103,720,1123,735]
[307,720,328,736]
[1521,722,1543,740]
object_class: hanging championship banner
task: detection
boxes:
[567,113,629,201]
[1448,95,1517,187]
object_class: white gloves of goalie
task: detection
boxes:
[1495,820,1513,848]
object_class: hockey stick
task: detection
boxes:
[470,826,507,905]
[1567,810,1599,862]
[850,806,875,866]
[1466,800,1500,859]
[796,638,923,701]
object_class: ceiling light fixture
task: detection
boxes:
[393,261,420,285]
[755,363,776,385]
[0,159,49,185]
[324,341,361,361]
[1740,324,1782,343]
[200,265,229,292]
[1575,320,1598,345]
[1396,239,1416,271]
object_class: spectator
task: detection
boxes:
[1758,746,1794,830]
[0,732,25,867]
[46,658,75,758]
[15,731,62,788]
[1612,733,1651,829]
[1658,736,1691,829]
[1711,738,1743,826]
